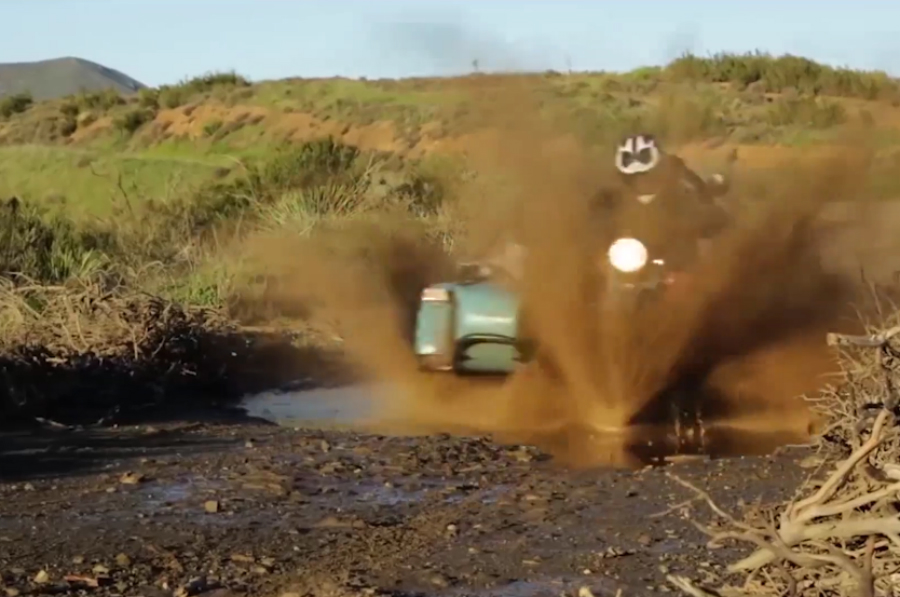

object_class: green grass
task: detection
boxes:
[0,136,453,304]
[0,145,232,218]
[2,52,897,159]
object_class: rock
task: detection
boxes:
[204,500,220,513]
[64,574,102,588]
[120,472,145,485]
[115,553,132,567]
[4,588,20,597]
[429,574,450,588]
[174,576,210,597]
[33,570,50,583]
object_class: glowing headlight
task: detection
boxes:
[607,237,648,273]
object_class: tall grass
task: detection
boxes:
[666,51,897,100]
[0,137,453,314]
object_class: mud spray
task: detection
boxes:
[240,77,897,467]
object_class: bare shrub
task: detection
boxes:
[668,311,900,597]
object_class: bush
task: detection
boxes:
[262,137,360,189]
[0,198,114,282]
[0,93,33,118]
[114,108,156,135]
[58,116,78,137]
[202,120,223,137]
[137,88,160,110]
[666,51,897,99]
[766,96,847,129]
[76,88,124,111]
[157,71,251,109]
[59,101,80,119]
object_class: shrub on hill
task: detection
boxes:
[666,51,897,100]
[157,71,251,109]
[0,93,33,119]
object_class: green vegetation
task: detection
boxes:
[665,51,897,99]
[0,137,449,308]
[0,92,33,119]
[157,71,251,109]
[0,51,898,311]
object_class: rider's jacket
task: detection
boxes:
[482,161,730,277]
[591,166,730,268]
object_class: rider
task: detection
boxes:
[596,133,733,264]
[480,134,733,278]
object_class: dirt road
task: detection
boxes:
[0,405,818,597]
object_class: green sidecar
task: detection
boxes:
[413,274,524,375]
[412,236,685,375]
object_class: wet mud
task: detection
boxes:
[0,419,819,597]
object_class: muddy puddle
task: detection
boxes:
[444,577,622,597]
[238,383,380,429]
[239,382,814,470]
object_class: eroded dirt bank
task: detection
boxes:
[0,419,817,597]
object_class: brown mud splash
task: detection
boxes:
[236,79,894,467]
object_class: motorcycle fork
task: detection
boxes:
[670,388,707,453]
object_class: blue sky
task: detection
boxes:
[2,0,898,87]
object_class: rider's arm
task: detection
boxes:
[672,156,732,238]
[671,156,713,203]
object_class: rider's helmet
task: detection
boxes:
[614,134,671,202]
[614,133,662,177]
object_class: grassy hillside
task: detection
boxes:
[0,56,146,101]
[0,51,895,293]
[1,53,898,215]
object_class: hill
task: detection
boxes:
[0,56,146,101]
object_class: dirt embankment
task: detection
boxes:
[0,284,349,428]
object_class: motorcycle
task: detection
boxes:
[411,171,731,455]
[412,232,697,374]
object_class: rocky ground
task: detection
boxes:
[0,413,819,597]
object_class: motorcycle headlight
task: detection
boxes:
[607,237,648,273]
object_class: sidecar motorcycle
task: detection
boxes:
[411,174,732,457]
[412,233,685,376]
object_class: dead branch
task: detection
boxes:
[826,324,900,348]
[669,322,900,597]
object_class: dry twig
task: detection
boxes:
[669,323,900,597]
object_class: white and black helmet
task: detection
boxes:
[614,134,662,175]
